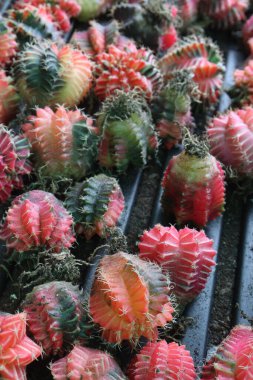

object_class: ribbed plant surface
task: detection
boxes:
[0,69,19,124]
[22,281,91,355]
[232,59,253,106]
[0,190,75,252]
[89,251,175,345]
[0,20,17,67]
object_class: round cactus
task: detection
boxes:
[0,70,19,124]
[0,125,32,204]
[232,59,253,106]
[22,281,91,355]
[158,36,224,105]
[76,0,115,22]
[199,0,249,29]
[22,105,99,179]
[94,44,162,101]
[89,251,175,345]
[201,325,253,379]
[0,312,42,380]
[0,20,17,67]
[97,90,158,173]
[138,224,216,304]
[14,41,93,108]
[161,132,226,227]
[128,340,196,380]
[51,345,127,379]
[208,107,253,177]
[0,190,75,253]
[66,174,124,239]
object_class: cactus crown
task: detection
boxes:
[183,129,209,158]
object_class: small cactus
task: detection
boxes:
[22,281,91,355]
[0,20,17,67]
[208,107,253,177]
[14,41,93,108]
[51,345,127,379]
[178,0,200,25]
[201,325,253,379]
[138,224,216,304]
[162,131,226,227]
[0,69,19,124]
[22,105,99,179]
[242,15,253,53]
[231,59,253,106]
[97,90,158,172]
[0,125,32,204]
[66,174,124,239]
[89,251,175,345]
[158,36,224,104]
[128,340,196,380]
[76,0,115,22]
[0,190,75,253]
[0,312,42,380]
[94,44,162,101]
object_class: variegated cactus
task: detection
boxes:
[0,20,17,67]
[22,105,99,179]
[66,174,124,239]
[97,90,158,172]
[0,69,19,124]
[89,251,175,345]
[14,41,93,107]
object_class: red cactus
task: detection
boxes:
[138,224,216,303]
[178,0,200,24]
[51,345,127,379]
[162,133,226,227]
[23,281,91,356]
[0,70,19,124]
[128,340,196,380]
[208,107,253,177]
[201,325,253,379]
[0,190,75,253]
[0,21,17,67]
[0,126,32,204]
[94,45,162,101]
[89,251,175,345]
[159,25,178,51]
[0,312,42,380]
[232,59,253,106]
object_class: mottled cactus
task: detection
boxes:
[72,20,136,58]
[94,45,162,101]
[201,325,253,379]
[22,281,90,355]
[162,132,226,227]
[76,0,115,22]
[66,174,124,239]
[158,36,224,104]
[128,340,196,380]
[0,20,17,67]
[231,59,253,106]
[208,107,253,177]
[14,41,93,107]
[0,312,42,380]
[97,90,158,172]
[51,345,127,379]
[0,70,19,124]
[0,125,32,204]
[0,190,75,253]
[138,224,216,304]
[200,0,249,29]
[152,71,197,149]
[89,251,175,345]
[22,105,99,179]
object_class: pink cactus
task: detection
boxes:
[0,190,75,253]
[0,69,19,124]
[0,21,17,67]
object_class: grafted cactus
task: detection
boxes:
[231,59,253,106]
[0,20,17,67]
[0,70,19,124]
[76,0,115,22]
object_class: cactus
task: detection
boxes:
[0,190,75,253]
[128,340,196,380]
[231,59,253,106]
[66,174,124,239]
[97,90,158,173]
[242,15,253,53]
[0,125,32,204]
[94,45,162,101]
[76,0,115,22]
[138,224,216,304]
[208,107,253,177]
[162,131,226,227]
[0,312,42,380]
[14,41,93,108]
[0,20,17,67]
[0,70,19,124]
[178,0,200,25]
[51,345,127,379]
[201,325,253,379]
[89,251,175,345]
[22,105,99,179]
[158,36,224,104]
[22,281,91,355]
